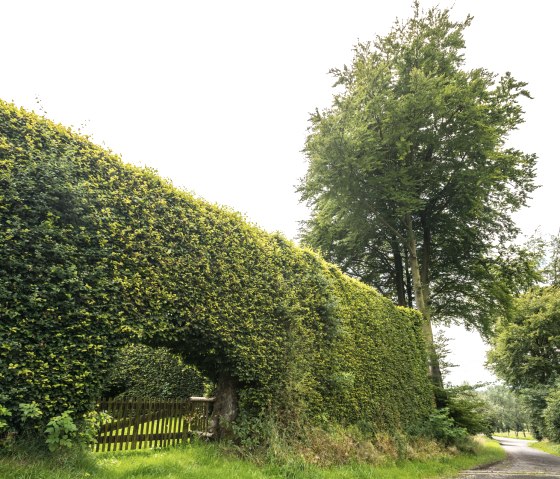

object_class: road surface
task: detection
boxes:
[460,437,560,478]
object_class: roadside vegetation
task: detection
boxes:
[0,436,504,479]
[531,440,560,457]
[493,431,534,440]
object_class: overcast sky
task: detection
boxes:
[2,0,558,385]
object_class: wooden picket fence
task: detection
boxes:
[93,397,215,452]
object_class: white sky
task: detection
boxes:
[2,0,558,385]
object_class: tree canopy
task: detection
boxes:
[298,3,537,383]
[488,286,560,390]
[487,284,560,439]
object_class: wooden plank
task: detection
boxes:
[118,398,127,451]
[137,398,145,450]
[118,398,126,451]
[177,399,184,445]
[170,399,177,446]
[134,398,141,450]
[145,398,152,448]
[152,398,159,449]
[166,399,172,447]
[176,399,182,446]
[166,400,172,447]
[127,398,134,450]
[182,399,190,444]
[156,399,163,448]
[179,399,186,445]
[110,397,119,452]
[130,397,141,450]
[109,397,118,452]
[162,400,168,448]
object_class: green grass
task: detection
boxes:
[0,437,505,479]
[493,431,535,440]
[531,440,560,456]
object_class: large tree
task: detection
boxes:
[298,3,537,386]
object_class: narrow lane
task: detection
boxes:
[460,437,560,479]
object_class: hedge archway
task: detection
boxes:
[0,100,433,442]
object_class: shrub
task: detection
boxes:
[101,344,206,399]
[420,408,470,448]
[44,411,78,452]
[446,385,494,436]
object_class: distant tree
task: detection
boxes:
[433,331,457,383]
[479,385,529,435]
[298,2,537,386]
[543,232,560,286]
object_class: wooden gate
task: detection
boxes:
[94,396,214,452]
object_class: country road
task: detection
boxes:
[460,437,560,478]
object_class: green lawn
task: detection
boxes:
[531,440,560,456]
[493,431,535,440]
[0,437,505,479]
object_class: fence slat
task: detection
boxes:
[109,397,118,452]
[156,399,163,448]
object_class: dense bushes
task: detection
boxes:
[101,344,206,399]
[0,100,433,445]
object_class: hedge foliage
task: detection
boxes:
[101,344,206,399]
[0,100,433,440]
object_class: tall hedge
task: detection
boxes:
[0,100,432,440]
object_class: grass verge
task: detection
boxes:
[0,437,504,479]
[531,440,560,456]
[493,431,535,440]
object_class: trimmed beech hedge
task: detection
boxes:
[0,100,432,440]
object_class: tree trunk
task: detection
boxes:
[209,373,238,440]
[391,236,407,306]
[404,214,443,390]
[421,216,444,390]
[404,248,414,308]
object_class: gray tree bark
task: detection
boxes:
[209,373,238,440]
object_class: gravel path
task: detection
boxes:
[460,437,560,479]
